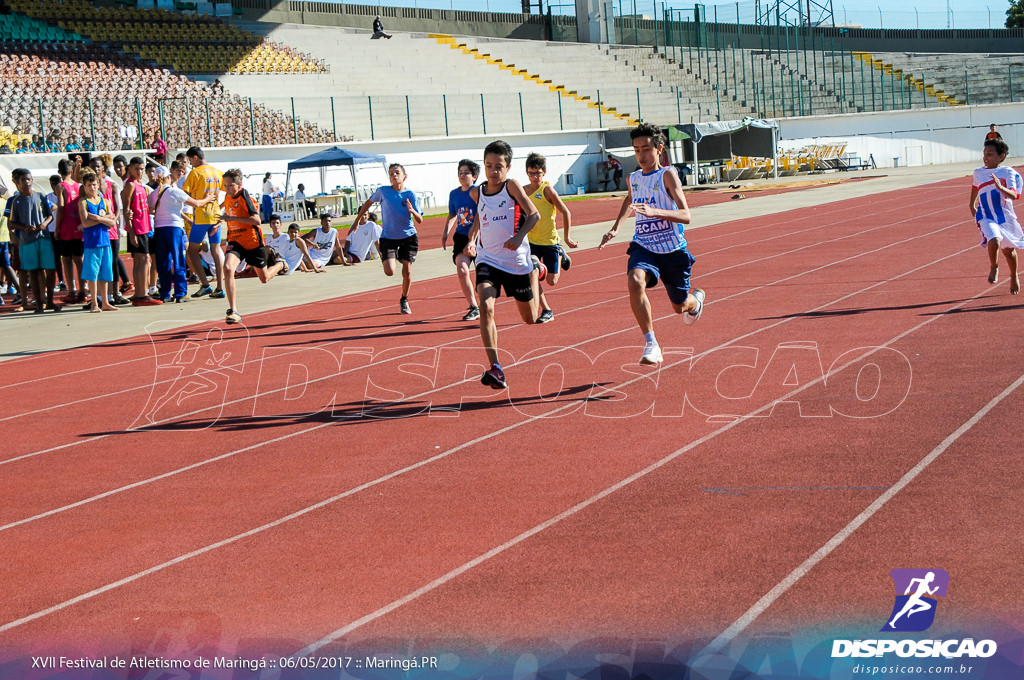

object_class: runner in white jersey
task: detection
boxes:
[599,122,705,366]
[970,138,1024,294]
[464,140,543,390]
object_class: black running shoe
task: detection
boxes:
[481,364,507,390]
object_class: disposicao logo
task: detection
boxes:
[831,569,998,660]
[882,568,949,632]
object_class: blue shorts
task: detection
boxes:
[529,242,562,276]
[0,242,10,268]
[627,241,695,306]
[19,238,57,271]
[189,223,222,245]
[82,245,114,282]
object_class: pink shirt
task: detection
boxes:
[127,179,150,236]
[58,179,81,240]
[101,179,118,240]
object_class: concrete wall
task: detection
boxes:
[6,103,1021,208]
[229,0,1024,53]
[777,101,1023,168]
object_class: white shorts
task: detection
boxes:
[978,218,1024,249]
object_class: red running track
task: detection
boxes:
[0,172,1020,663]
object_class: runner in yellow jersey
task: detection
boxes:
[524,152,576,323]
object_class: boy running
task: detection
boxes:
[463,140,543,390]
[442,159,481,321]
[352,164,423,314]
[524,152,577,323]
[220,168,286,324]
[598,122,705,365]
[970,138,1024,294]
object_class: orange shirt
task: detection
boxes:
[222,189,262,250]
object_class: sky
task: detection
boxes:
[378,0,1013,30]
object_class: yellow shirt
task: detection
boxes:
[527,181,558,246]
[182,164,224,225]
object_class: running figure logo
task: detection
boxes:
[881,568,949,632]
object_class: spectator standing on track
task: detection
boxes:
[442,159,481,321]
[122,156,161,306]
[8,168,60,313]
[89,156,130,306]
[524,152,577,324]
[351,163,423,314]
[150,165,218,302]
[462,140,544,390]
[76,168,118,313]
[985,124,1002,142]
[182,146,225,298]
[598,122,705,366]
[55,157,86,303]
[220,168,286,325]
[970,138,1024,295]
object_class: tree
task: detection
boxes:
[1007,0,1024,28]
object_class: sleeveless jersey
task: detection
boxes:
[476,181,531,275]
[100,178,118,240]
[127,179,151,236]
[58,179,81,240]
[629,166,687,254]
[526,181,558,246]
[82,196,111,249]
[223,189,263,250]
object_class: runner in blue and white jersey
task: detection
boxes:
[599,122,706,366]
[970,137,1024,294]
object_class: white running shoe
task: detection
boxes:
[639,341,663,365]
[684,288,705,326]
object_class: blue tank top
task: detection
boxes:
[82,196,112,249]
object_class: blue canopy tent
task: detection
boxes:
[284,146,388,205]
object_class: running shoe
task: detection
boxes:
[225,309,242,324]
[639,341,663,365]
[536,309,554,324]
[120,282,135,295]
[560,246,572,271]
[531,255,547,282]
[210,288,226,299]
[481,364,507,390]
[684,288,705,326]
[400,297,411,315]
[462,306,480,321]
[111,294,130,306]
[191,285,213,298]
[131,297,163,307]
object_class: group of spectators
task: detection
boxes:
[1,129,167,157]
[0,146,383,316]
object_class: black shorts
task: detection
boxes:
[529,242,561,275]
[475,262,534,302]
[56,237,84,258]
[127,232,151,255]
[452,232,473,265]
[226,241,269,269]
[379,235,418,263]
